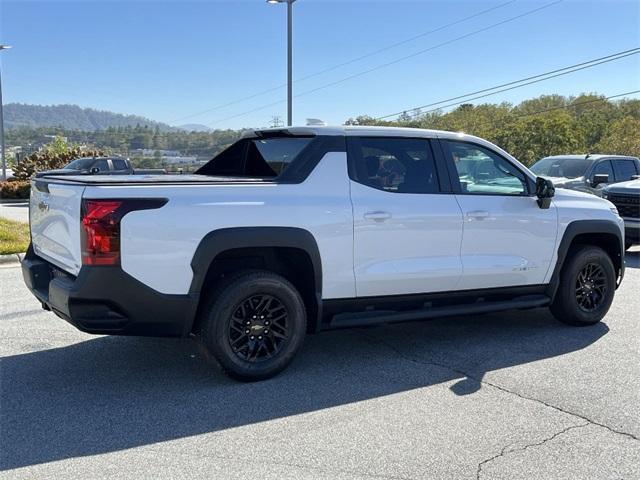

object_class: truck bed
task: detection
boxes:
[36,173,275,186]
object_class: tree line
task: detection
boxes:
[6,93,640,166]
[347,93,640,165]
[7,125,243,159]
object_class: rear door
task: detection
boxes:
[348,136,463,297]
[30,179,85,275]
[612,159,639,182]
[441,139,557,290]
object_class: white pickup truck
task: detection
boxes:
[23,126,626,380]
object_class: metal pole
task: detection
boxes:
[0,60,5,181]
[287,0,293,126]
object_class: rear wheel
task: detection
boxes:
[200,270,306,381]
[551,246,615,326]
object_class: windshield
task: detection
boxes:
[64,158,96,170]
[530,157,591,178]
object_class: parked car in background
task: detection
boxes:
[603,178,640,250]
[35,156,166,177]
[530,154,640,196]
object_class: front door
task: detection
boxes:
[348,136,464,297]
[441,139,558,290]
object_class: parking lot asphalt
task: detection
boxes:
[1,251,639,479]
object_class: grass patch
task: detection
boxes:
[0,218,30,255]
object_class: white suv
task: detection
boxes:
[23,126,625,380]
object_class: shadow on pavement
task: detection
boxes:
[0,308,608,470]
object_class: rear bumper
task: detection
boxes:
[21,247,198,337]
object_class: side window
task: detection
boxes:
[591,161,614,182]
[112,158,127,171]
[246,137,312,176]
[196,137,312,177]
[92,159,110,172]
[350,137,440,193]
[445,141,527,195]
[612,160,638,182]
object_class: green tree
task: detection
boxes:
[595,116,640,157]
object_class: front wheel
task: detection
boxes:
[551,246,616,326]
[200,270,307,381]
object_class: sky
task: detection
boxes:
[1,0,639,130]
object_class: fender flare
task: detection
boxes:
[546,219,624,299]
[187,227,323,332]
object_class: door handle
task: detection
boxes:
[466,210,490,220]
[364,211,392,222]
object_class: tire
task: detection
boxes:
[550,246,616,326]
[199,270,307,381]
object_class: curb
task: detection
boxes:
[0,253,24,265]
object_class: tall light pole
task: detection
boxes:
[0,45,11,181]
[267,0,295,126]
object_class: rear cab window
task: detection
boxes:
[347,137,442,194]
[196,136,313,178]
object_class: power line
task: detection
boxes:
[207,0,563,127]
[377,47,640,120]
[169,0,519,124]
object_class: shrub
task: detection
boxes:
[0,180,30,199]
[12,136,104,180]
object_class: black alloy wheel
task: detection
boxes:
[575,263,608,313]
[228,294,289,362]
[199,270,307,381]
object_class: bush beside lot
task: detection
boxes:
[12,136,104,181]
[0,180,30,199]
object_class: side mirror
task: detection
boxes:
[90,167,100,175]
[536,177,555,209]
[591,173,609,187]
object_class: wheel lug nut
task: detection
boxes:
[246,321,250,325]
[264,329,269,334]
[265,320,270,325]
[245,329,250,334]
[250,335,255,340]
[258,336,263,340]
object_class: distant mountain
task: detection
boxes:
[4,103,175,131]
[177,124,212,132]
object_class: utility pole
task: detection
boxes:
[0,45,12,181]
[267,0,296,126]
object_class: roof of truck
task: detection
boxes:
[250,125,474,140]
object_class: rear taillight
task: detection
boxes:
[80,198,167,266]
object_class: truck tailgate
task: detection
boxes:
[30,180,85,275]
